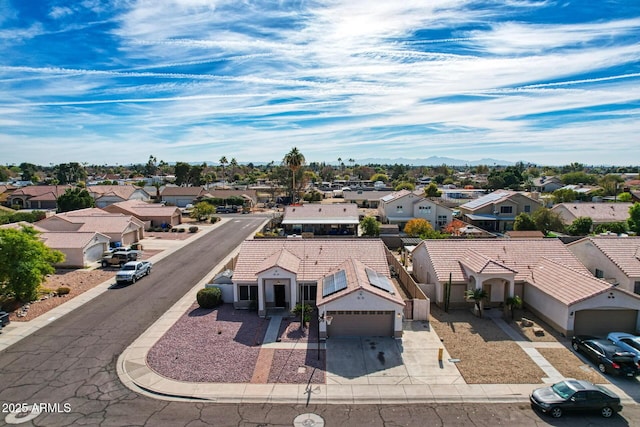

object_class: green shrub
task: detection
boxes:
[57,286,71,296]
[178,228,186,233]
[171,227,178,232]
[189,226,198,233]
[197,287,222,308]
[211,216,220,223]
[292,303,313,323]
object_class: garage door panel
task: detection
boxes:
[574,309,638,336]
[327,311,394,337]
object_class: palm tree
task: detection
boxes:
[283,147,305,203]
[219,156,228,186]
[465,288,489,317]
[229,158,238,183]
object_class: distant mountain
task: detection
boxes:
[355,156,515,166]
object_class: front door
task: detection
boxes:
[274,284,286,308]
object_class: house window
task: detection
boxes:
[419,206,431,213]
[524,205,531,213]
[595,269,604,279]
[500,206,513,214]
[634,281,640,295]
[437,215,447,227]
[239,285,258,301]
[396,205,403,213]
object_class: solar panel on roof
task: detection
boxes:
[322,270,347,297]
[462,191,508,209]
[365,268,395,294]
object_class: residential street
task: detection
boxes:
[1,215,639,426]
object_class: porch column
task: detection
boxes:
[258,278,265,317]
[508,279,515,298]
[290,279,297,312]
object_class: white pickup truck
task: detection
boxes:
[116,261,152,285]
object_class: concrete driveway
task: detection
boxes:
[326,321,465,385]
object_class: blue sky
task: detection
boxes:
[1,0,639,166]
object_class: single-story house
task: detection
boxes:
[378,189,453,230]
[40,231,111,268]
[102,200,182,227]
[281,203,359,236]
[343,189,394,208]
[87,185,151,208]
[7,185,73,210]
[551,202,633,227]
[201,189,258,208]
[567,236,640,295]
[231,238,405,338]
[36,208,144,247]
[411,239,640,336]
[160,186,209,207]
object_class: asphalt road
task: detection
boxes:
[1,216,639,426]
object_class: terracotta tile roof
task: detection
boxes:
[573,236,640,278]
[317,258,404,306]
[0,221,47,232]
[505,230,545,238]
[282,203,359,224]
[418,239,588,283]
[233,239,389,282]
[256,248,301,275]
[460,250,517,275]
[380,189,412,203]
[105,200,181,217]
[9,185,72,198]
[88,185,139,199]
[40,231,109,249]
[205,189,258,200]
[552,203,633,223]
[528,257,615,305]
[160,186,207,197]
[38,209,144,234]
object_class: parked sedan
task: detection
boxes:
[572,335,640,377]
[530,379,622,418]
[607,332,640,363]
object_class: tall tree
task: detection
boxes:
[57,188,95,212]
[628,203,640,234]
[174,162,191,186]
[0,227,64,302]
[532,207,565,235]
[513,213,536,231]
[219,156,228,186]
[283,147,305,203]
[360,216,380,236]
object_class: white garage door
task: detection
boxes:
[574,309,638,336]
[85,243,105,262]
[326,310,394,337]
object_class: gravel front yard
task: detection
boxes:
[147,304,268,383]
[4,269,115,322]
[430,306,546,384]
[536,347,606,384]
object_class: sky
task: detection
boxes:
[0,1,639,167]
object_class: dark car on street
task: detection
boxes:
[571,335,640,377]
[530,379,622,418]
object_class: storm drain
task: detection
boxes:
[293,413,324,427]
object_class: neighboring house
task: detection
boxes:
[40,231,110,268]
[531,176,563,193]
[0,184,18,206]
[0,221,110,268]
[281,203,359,236]
[567,236,640,295]
[203,189,258,208]
[378,189,453,230]
[505,230,545,239]
[160,186,209,207]
[7,185,73,210]
[87,185,151,208]
[343,190,394,208]
[36,208,144,247]
[557,184,600,196]
[458,190,542,233]
[551,203,633,227]
[103,200,182,227]
[411,239,640,336]
[231,238,405,338]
